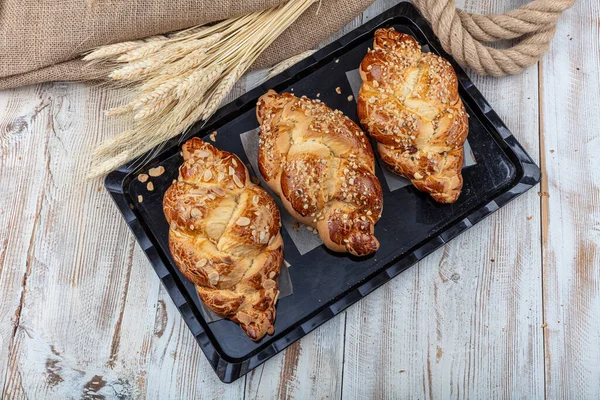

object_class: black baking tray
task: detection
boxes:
[105,2,541,383]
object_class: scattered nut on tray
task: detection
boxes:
[148,166,165,177]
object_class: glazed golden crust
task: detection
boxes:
[357,28,469,203]
[163,138,283,341]
[256,90,383,256]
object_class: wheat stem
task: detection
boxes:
[267,49,316,79]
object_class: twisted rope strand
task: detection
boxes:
[412,0,576,76]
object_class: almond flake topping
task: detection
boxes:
[233,175,244,188]
[148,166,165,177]
[236,217,251,226]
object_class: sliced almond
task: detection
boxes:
[197,150,210,158]
[233,175,244,188]
[203,169,213,182]
[148,166,165,177]
[212,187,226,197]
[268,271,276,279]
[414,172,424,180]
[138,173,149,183]
[195,259,208,268]
[137,195,143,203]
[207,193,216,200]
[147,182,154,191]
[231,158,238,167]
[190,208,202,218]
[236,311,251,325]
[170,222,177,231]
[208,271,219,285]
[236,217,251,226]
[228,166,235,176]
[253,195,260,205]
[259,231,266,243]
[217,172,225,182]
[263,279,276,290]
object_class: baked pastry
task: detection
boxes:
[357,28,469,203]
[256,90,383,256]
[163,138,283,341]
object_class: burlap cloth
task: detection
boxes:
[0,0,375,90]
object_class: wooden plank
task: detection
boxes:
[0,82,147,399]
[0,82,245,398]
[540,1,600,398]
[0,84,56,399]
[341,0,545,398]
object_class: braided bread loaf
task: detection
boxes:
[256,90,383,257]
[163,138,283,341]
[358,28,469,203]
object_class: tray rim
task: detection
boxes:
[104,1,541,383]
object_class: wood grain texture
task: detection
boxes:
[0,84,55,398]
[0,0,597,398]
[540,1,600,398]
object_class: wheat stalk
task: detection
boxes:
[87,0,318,178]
[267,49,316,79]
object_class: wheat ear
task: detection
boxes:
[176,64,224,99]
[129,77,185,111]
[109,57,164,81]
[134,97,176,121]
[105,104,133,117]
[201,63,246,120]
[83,41,145,61]
[117,41,165,62]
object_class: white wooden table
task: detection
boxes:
[1,0,598,398]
